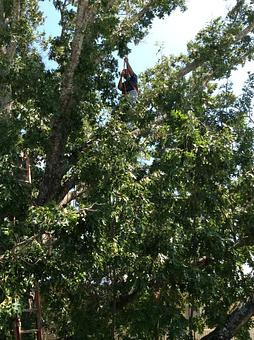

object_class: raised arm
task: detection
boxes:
[124,56,134,76]
[118,72,123,91]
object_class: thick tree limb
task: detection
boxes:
[52,138,95,204]
[37,0,95,205]
[0,0,21,113]
[177,18,254,79]
[59,184,87,207]
[36,0,182,206]
[177,59,203,79]
[201,297,254,340]
[60,0,92,109]
[0,0,20,58]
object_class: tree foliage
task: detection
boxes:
[0,0,254,339]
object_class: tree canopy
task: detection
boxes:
[0,0,254,339]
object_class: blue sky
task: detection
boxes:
[129,0,233,72]
[39,0,253,94]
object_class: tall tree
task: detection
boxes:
[0,0,254,338]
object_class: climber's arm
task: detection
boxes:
[118,74,123,91]
[124,56,134,76]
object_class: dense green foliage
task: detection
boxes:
[0,0,254,339]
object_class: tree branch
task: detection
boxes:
[55,0,69,40]
[59,184,87,207]
[130,0,156,22]
[37,0,95,205]
[60,0,92,108]
[234,236,254,248]
[201,297,254,339]
[110,0,183,53]
[0,232,42,264]
[177,18,254,80]
[0,0,21,113]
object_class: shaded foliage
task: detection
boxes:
[0,0,254,339]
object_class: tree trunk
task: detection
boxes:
[36,0,94,205]
[0,0,20,113]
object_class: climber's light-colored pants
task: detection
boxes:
[127,90,138,104]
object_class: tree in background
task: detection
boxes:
[0,0,254,339]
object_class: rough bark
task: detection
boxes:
[0,0,20,113]
[36,0,94,205]
[177,18,254,80]
[201,298,254,340]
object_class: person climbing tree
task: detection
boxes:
[118,56,138,103]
